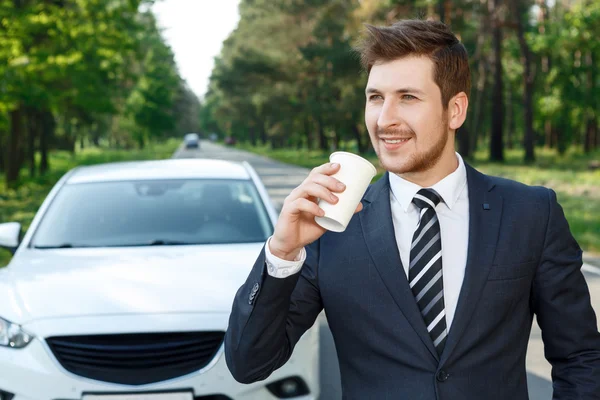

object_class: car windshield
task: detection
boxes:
[30,179,273,248]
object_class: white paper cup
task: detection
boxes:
[314,152,377,232]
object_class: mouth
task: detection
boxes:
[380,137,412,151]
[381,138,411,144]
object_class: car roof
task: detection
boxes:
[66,159,251,184]
[184,133,199,139]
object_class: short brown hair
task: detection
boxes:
[356,19,471,109]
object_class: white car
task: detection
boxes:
[0,159,319,400]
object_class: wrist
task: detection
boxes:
[269,238,301,261]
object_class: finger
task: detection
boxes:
[311,173,346,193]
[286,182,338,204]
[288,197,325,217]
[354,202,364,214]
[310,162,341,177]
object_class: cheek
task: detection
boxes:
[364,107,379,131]
[406,109,435,136]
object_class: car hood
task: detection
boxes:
[1,244,264,322]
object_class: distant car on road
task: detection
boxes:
[224,136,237,146]
[184,132,200,149]
[0,159,320,400]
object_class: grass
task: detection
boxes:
[0,138,181,266]
[235,142,600,254]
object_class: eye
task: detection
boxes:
[368,94,383,101]
[402,94,417,101]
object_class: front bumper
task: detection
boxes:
[0,314,319,400]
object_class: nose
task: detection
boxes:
[377,99,401,130]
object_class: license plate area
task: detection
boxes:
[82,391,194,400]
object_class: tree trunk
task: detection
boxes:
[536,0,554,149]
[316,117,327,151]
[352,123,367,154]
[39,110,53,174]
[512,0,535,162]
[545,121,553,148]
[0,132,4,173]
[469,5,489,157]
[6,107,24,188]
[557,109,569,154]
[506,87,513,150]
[489,0,504,162]
[304,117,314,150]
[260,121,268,145]
[331,130,339,151]
[594,119,600,149]
[248,124,257,147]
[458,125,471,159]
[584,51,596,152]
[524,77,536,157]
[27,108,36,178]
[585,117,597,153]
[473,79,488,155]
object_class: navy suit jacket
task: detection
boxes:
[225,164,600,399]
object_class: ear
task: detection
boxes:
[447,92,468,130]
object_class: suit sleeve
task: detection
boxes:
[532,189,600,399]
[224,240,323,384]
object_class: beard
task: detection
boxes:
[374,116,449,175]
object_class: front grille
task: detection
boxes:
[46,331,224,385]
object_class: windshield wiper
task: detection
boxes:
[147,239,195,246]
[34,240,198,249]
[104,240,198,247]
[34,243,77,249]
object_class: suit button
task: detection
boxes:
[248,283,260,304]
[436,370,449,382]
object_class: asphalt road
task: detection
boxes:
[174,140,600,400]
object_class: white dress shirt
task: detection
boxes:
[265,153,470,329]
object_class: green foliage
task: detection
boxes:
[125,11,181,147]
[0,0,201,186]
[202,0,599,159]
[203,0,366,149]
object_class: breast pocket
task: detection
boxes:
[488,261,537,281]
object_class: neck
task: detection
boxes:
[397,149,459,187]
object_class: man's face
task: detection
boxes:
[365,56,451,175]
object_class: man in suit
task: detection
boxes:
[224,19,600,399]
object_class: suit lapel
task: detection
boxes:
[440,164,503,365]
[360,173,439,361]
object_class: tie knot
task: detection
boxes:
[412,188,442,209]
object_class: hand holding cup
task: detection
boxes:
[269,152,376,261]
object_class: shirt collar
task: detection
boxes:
[388,152,467,212]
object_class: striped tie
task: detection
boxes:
[409,188,447,355]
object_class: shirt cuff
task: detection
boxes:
[264,236,306,278]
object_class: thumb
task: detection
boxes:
[354,202,364,214]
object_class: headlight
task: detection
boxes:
[0,317,33,348]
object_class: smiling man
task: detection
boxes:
[364,55,463,187]
[225,19,600,399]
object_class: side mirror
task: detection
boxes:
[0,222,21,254]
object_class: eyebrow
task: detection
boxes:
[365,87,426,96]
